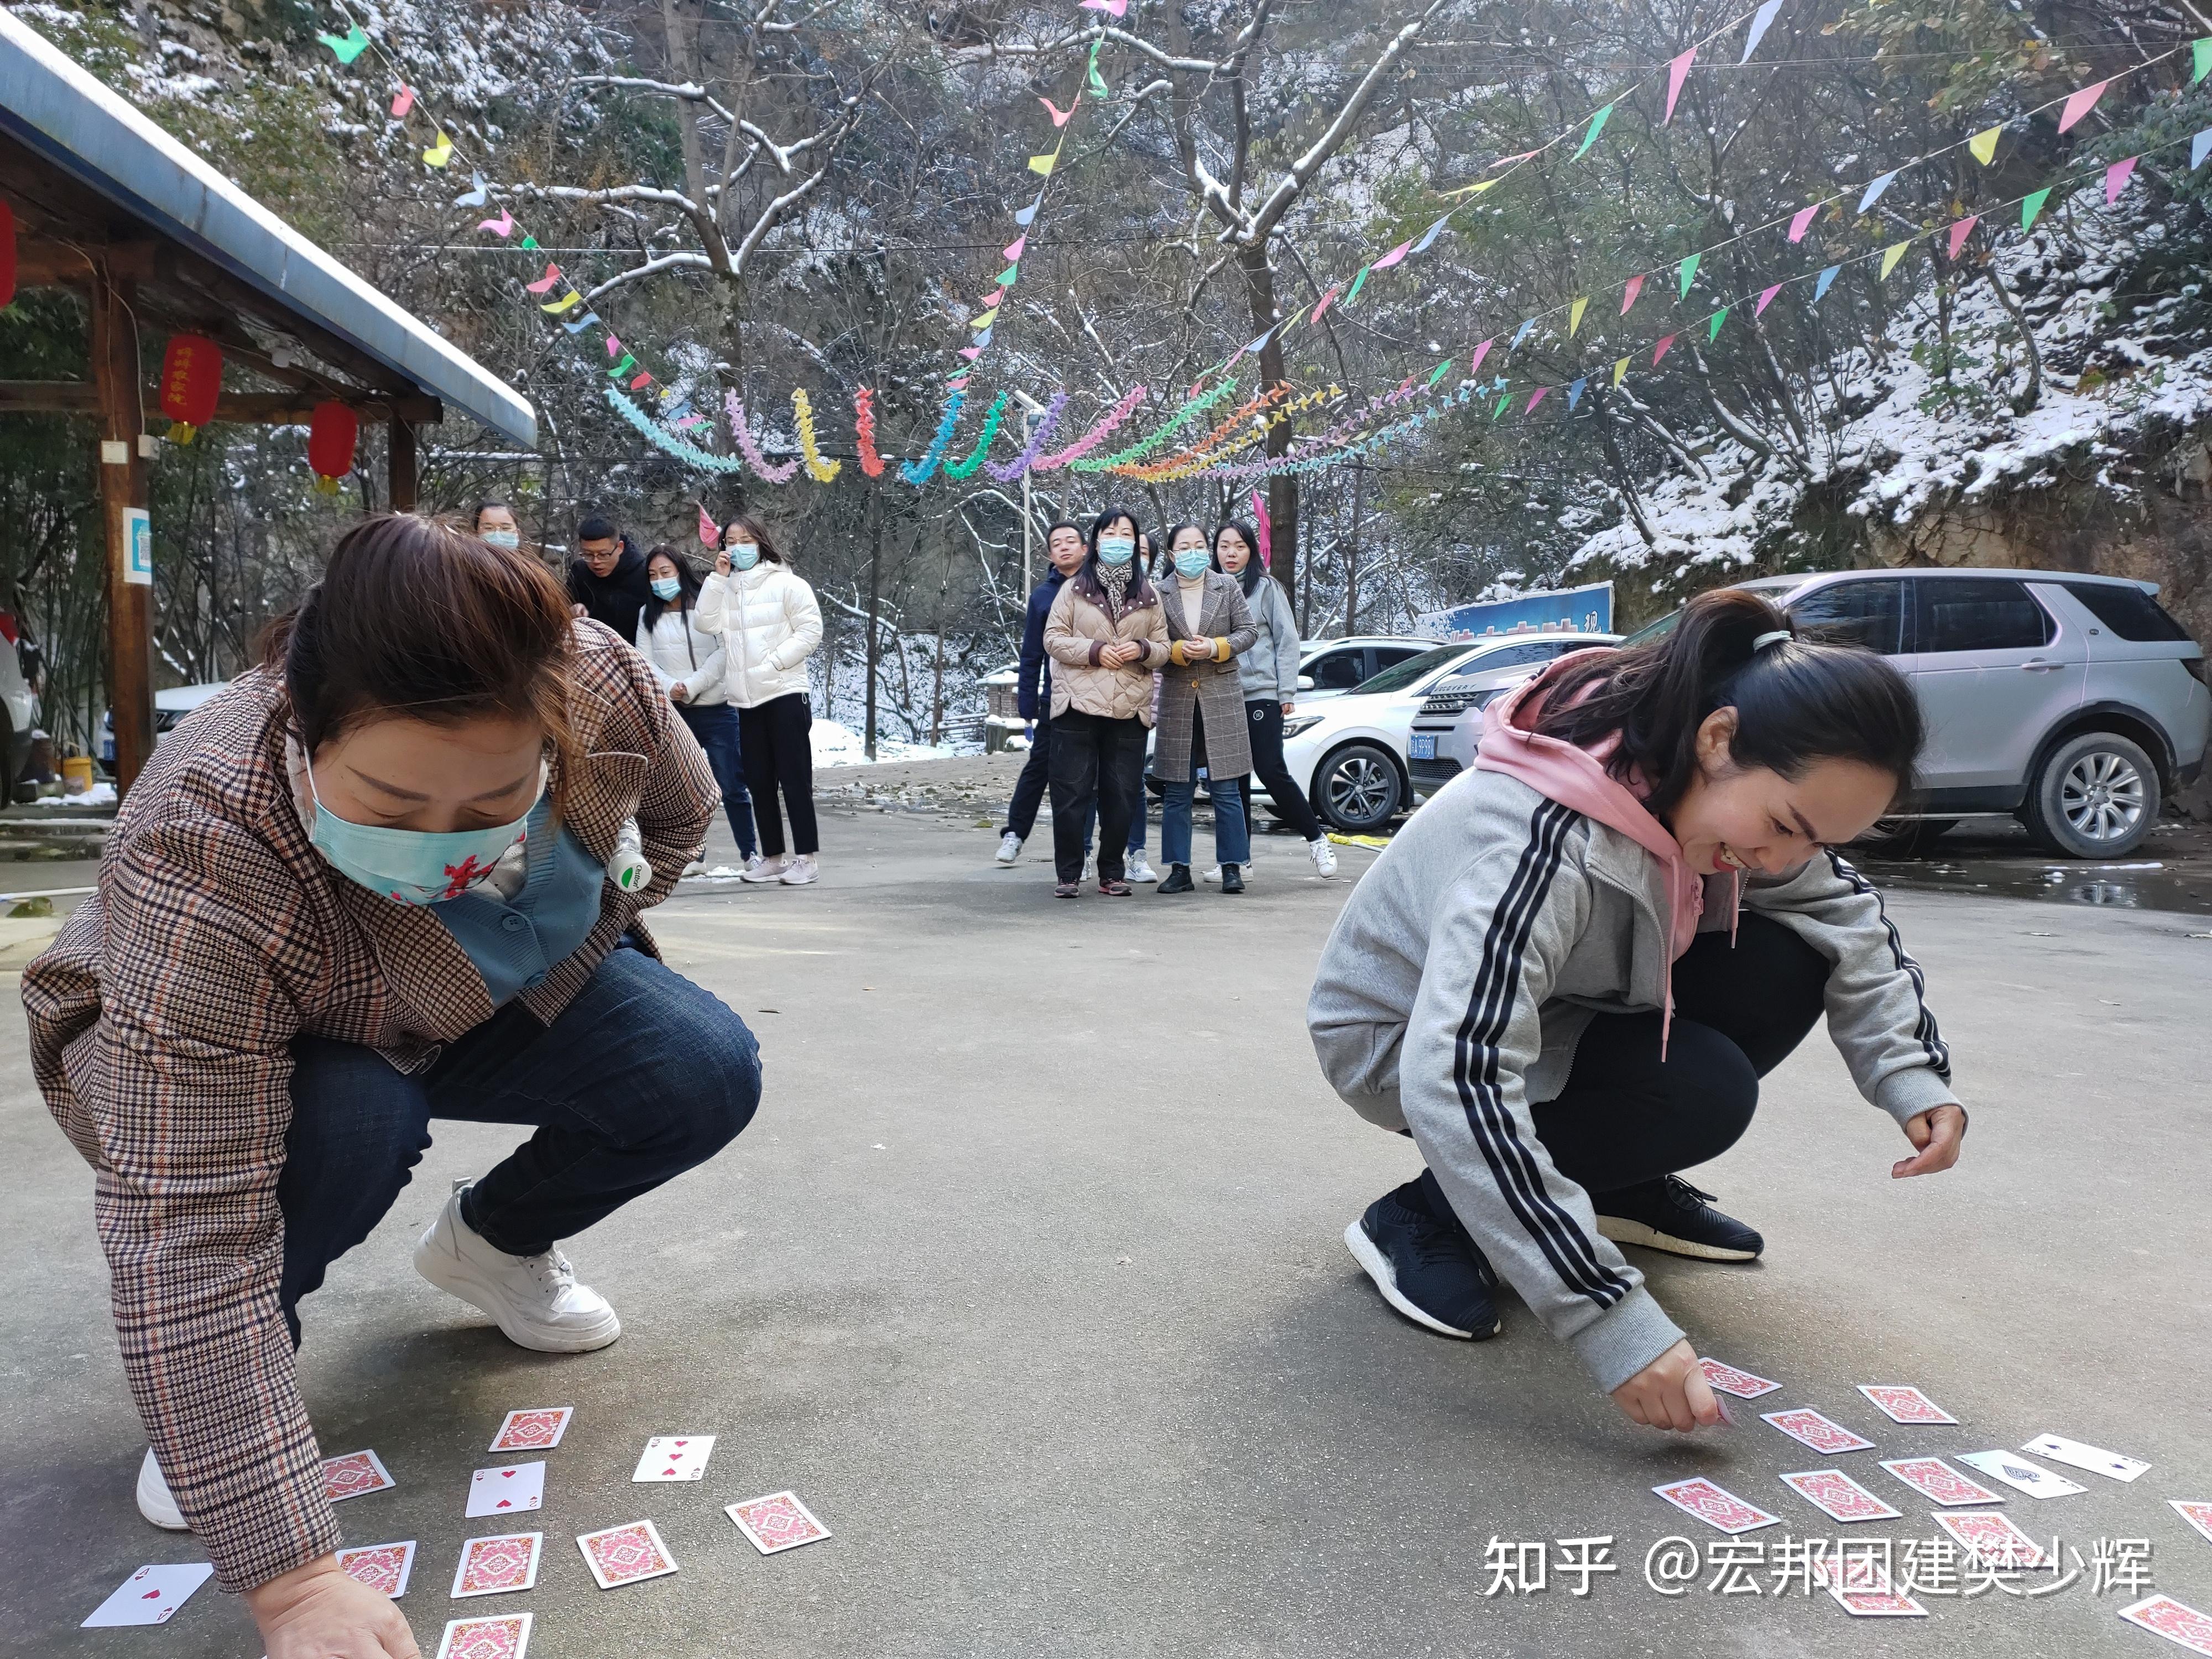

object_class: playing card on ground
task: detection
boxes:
[1881,1457,2004,1507]
[2171,1501,2212,1548]
[2119,1594,2212,1657]
[489,1407,573,1453]
[1652,1477,1780,1535]
[324,1449,397,1502]
[435,1611,533,1659]
[1761,1407,1876,1454]
[727,1490,833,1554]
[632,1434,717,1482]
[1933,1510,2049,1568]
[1832,1585,1930,1618]
[1699,1357,1781,1399]
[1781,1469,1901,1524]
[1812,1548,1894,1593]
[467,1460,546,1518]
[451,1532,542,1598]
[576,1519,679,1589]
[2025,1433,2150,1482]
[81,1563,215,1627]
[1957,1449,2086,1500]
[1856,1384,1957,1425]
[338,1541,417,1598]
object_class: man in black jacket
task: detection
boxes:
[567,514,655,642]
[994,523,1087,864]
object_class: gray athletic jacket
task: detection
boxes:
[1307,765,1957,1395]
[1236,573,1301,702]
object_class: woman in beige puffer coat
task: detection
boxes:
[1041,508,1169,897]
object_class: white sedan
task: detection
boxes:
[1265,643,1489,833]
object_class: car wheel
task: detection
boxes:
[1849,817,1958,858]
[2022,731,2159,858]
[1313,742,1404,833]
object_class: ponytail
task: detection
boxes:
[1529,587,1923,816]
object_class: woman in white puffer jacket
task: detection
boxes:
[696,514,826,885]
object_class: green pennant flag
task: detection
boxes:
[1345,264,1374,306]
[2021,187,2052,231]
[1573,103,1614,161]
[521,236,539,251]
[995,265,1019,288]
[1707,306,1729,341]
[1087,39,1110,99]
[1677,252,1701,298]
[317,24,369,63]
[606,352,638,379]
[2195,36,2211,85]
[1493,392,1512,420]
[1426,358,1452,388]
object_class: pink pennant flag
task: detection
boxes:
[1787,204,1819,243]
[2104,156,2138,205]
[606,334,624,357]
[1079,0,1127,13]
[1003,234,1027,261]
[1040,96,1074,128]
[477,210,514,237]
[1370,239,1414,271]
[1311,285,1341,324]
[1754,282,1782,316]
[391,85,414,118]
[1251,491,1272,569]
[1620,273,1645,315]
[958,346,982,361]
[1663,49,1696,125]
[1652,333,1677,366]
[698,505,719,546]
[2057,79,2109,134]
[1524,387,1549,415]
[524,264,562,294]
[1489,149,1540,170]
[1467,337,1493,375]
[1946,214,1980,259]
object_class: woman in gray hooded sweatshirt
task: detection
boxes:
[1308,587,1968,1436]
[1213,521,1337,880]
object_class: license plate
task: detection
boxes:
[1408,734,1437,760]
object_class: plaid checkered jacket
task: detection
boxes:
[22,622,714,1593]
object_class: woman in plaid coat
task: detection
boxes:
[1153,524,1259,893]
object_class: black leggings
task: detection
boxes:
[737,692,818,857]
[1236,698,1324,842]
[1527,914,1830,1202]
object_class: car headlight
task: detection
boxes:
[1282,715,1324,738]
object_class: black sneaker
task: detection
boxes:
[1594,1176,1764,1261]
[1344,1168,1501,1339]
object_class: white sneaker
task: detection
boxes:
[740,854,786,883]
[413,1188,620,1353]
[1126,853,1159,883]
[681,859,707,877]
[995,831,1022,865]
[1308,836,1339,878]
[780,854,820,885]
[1202,864,1222,883]
[1082,849,1098,884]
[136,1448,188,1531]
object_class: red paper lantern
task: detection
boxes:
[159,334,223,444]
[307,401,358,495]
[0,199,15,312]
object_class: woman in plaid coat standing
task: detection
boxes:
[1154,524,1259,893]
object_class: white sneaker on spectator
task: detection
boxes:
[995,831,1022,865]
[681,859,707,877]
[1308,836,1339,878]
[412,1187,620,1353]
[135,1448,188,1531]
[740,854,786,883]
[1126,852,1160,883]
[1082,849,1098,884]
[1202,864,1222,883]
[780,854,820,885]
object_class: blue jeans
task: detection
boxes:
[677,701,758,859]
[1161,775,1250,869]
[274,945,760,1344]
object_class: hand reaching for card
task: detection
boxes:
[1612,1339,1724,1433]
[1892,1103,1967,1179]
[246,1556,419,1659]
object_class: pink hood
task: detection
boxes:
[1474,656,1735,1052]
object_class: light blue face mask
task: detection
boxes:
[650,577,682,601]
[1173,550,1212,579]
[480,528,521,550]
[727,542,761,571]
[1097,536,1135,566]
[306,757,545,905]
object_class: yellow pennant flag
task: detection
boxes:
[421,130,453,168]
[1568,297,1588,337]
[540,290,581,314]
[1968,126,2000,165]
[1878,240,1910,281]
[1611,354,1630,388]
[1028,144,1061,177]
[1441,178,1498,199]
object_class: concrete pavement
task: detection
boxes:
[4,797,2209,1657]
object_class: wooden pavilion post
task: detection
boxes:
[89,260,154,796]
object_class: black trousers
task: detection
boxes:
[1237,698,1325,842]
[1004,713,1053,841]
[1526,913,1830,1201]
[737,691,818,857]
[1048,708,1145,883]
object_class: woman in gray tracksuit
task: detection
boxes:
[1214,521,1337,880]
[1308,587,1969,1434]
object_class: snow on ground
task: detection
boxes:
[808,719,961,767]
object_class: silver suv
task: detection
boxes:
[1629,570,2209,858]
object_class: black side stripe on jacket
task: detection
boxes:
[1454,797,1632,1311]
[1824,849,1952,1079]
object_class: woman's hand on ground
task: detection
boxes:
[1610,1339,1721,1433]
[1892,1103,1967,1178]
[247,1556,420,1659]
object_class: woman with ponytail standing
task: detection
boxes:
[1213,520,1336,880]
[697,515,824,886]
[1310,588,1968,1434]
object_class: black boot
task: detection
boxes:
[1157,864,1194,894]
[1220,863,1244,893]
